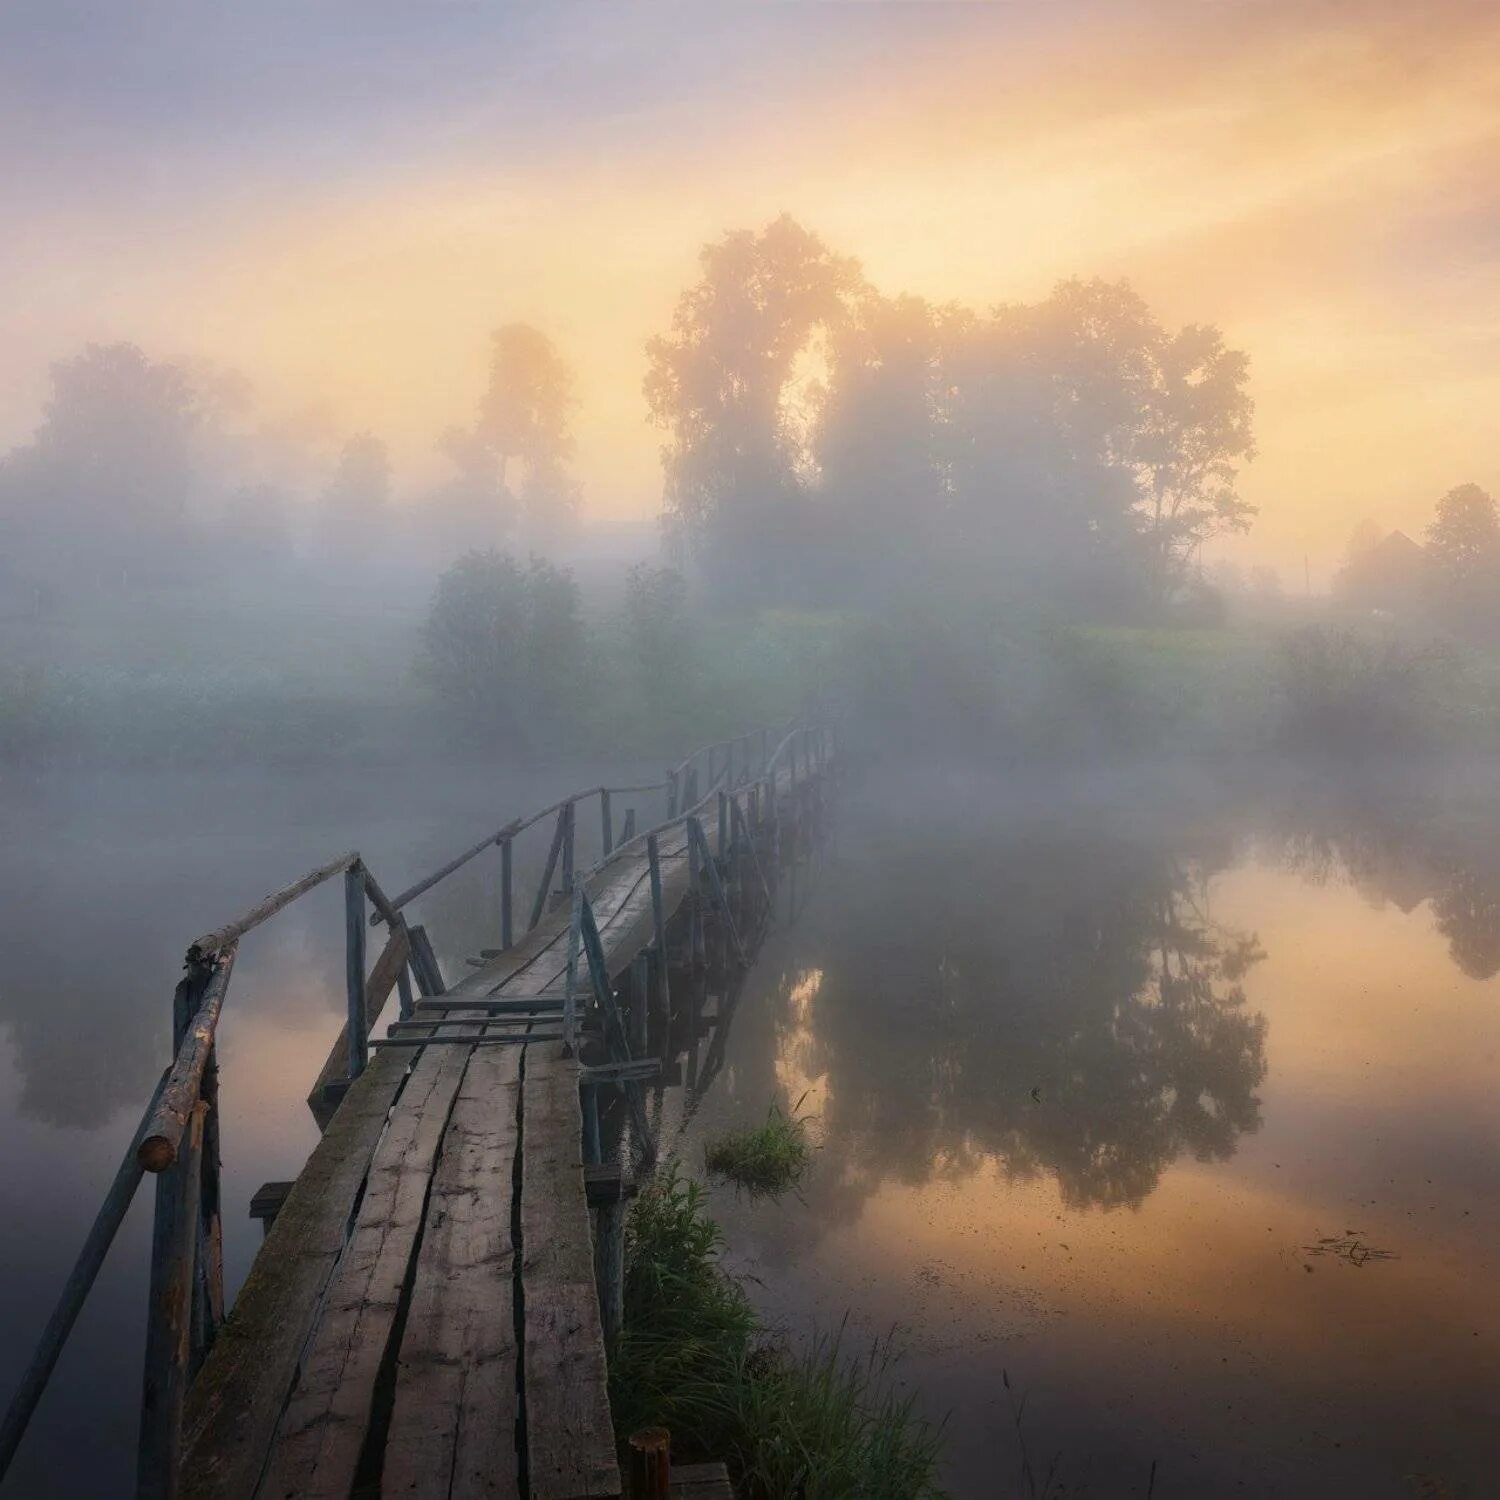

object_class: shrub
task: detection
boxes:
[704,1104,810,1197]
[1275,625,1455,752]
[610,1167,944,1498]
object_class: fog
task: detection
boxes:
[3,5,1499,1498]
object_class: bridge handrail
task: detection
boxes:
[0,722,835,1493]
[373,777,673,922]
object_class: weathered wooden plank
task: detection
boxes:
[179,1049,410,1500]
[255,1036,479,1500]
[381,1045,524,1499]
[520,1047,620,1500]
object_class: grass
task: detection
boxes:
[609,1166,945,1499]
[704,1103,811,1197]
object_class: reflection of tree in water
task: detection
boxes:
[786,822,1268,1214]
[1266,785,1500,981]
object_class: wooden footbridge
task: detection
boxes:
[0,724,834,1499]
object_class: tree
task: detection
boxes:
[645,214,862,597]
[423,425,513,558]
[813,293,952,583]
[1426,483,1498,582]
[1137,321,1256,594]
[418,549,587,742]
[319,432,389,554]
[0,342,202,584]
[621,563,692,706]
[1424,484,1499,631]
[477,324,579,547]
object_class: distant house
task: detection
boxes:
[1337,529,1429,614]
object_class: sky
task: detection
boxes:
[2,0,1497,578]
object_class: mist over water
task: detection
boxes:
[4,4,1500,1496]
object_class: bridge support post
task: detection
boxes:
[138,1101,205,1500]
[687,826,705,969]
[601,788,613,857]
[631,952,649,1056]
[646,834,671,1030]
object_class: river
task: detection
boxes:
[1,759,1496,1496]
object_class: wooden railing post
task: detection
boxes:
[600,788,613,857]
[500,835,513,950]
[667,770,679,819]
[528,806,569,932]
[620,807,636,842]
[563,884,584,1057]
[561,800,576,894]
[344,863,367,1082]
[138,1100,205,1500]
[716,790,728,861]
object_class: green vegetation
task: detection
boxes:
[704,1104,811,1197]
[610,1167,944,1499]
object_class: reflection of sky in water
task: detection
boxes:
[670,776,1500,1499]
[0,758,659,1498]
[2,765,1498,1496]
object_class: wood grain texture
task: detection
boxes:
[179,1051,409,1500]
[382,1045,523,1500]
[520,1047,620,1500]
[255,1036,478,1500]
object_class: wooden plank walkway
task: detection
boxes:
[178,768,807,1500]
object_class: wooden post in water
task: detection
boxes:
[344,864,367,1082]
[627,1429,671,1500]
[138,1101,205,1500]
[631,952,649,1056]
[646,833,671,1028]
[687,827,705,969]
[620,807,636,842]
[500,835,513,949]
[601,788,613,858]
[594,1198,625,1355]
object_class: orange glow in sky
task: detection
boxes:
[3,1,1497,578]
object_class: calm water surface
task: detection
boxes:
[2,761,1497,1497]
[665,767,1500,1499]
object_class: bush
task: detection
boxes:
[1275,625,1456,753]
[417,550,588,744]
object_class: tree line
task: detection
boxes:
[646,213,1256,616]
[0,324,581,600]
